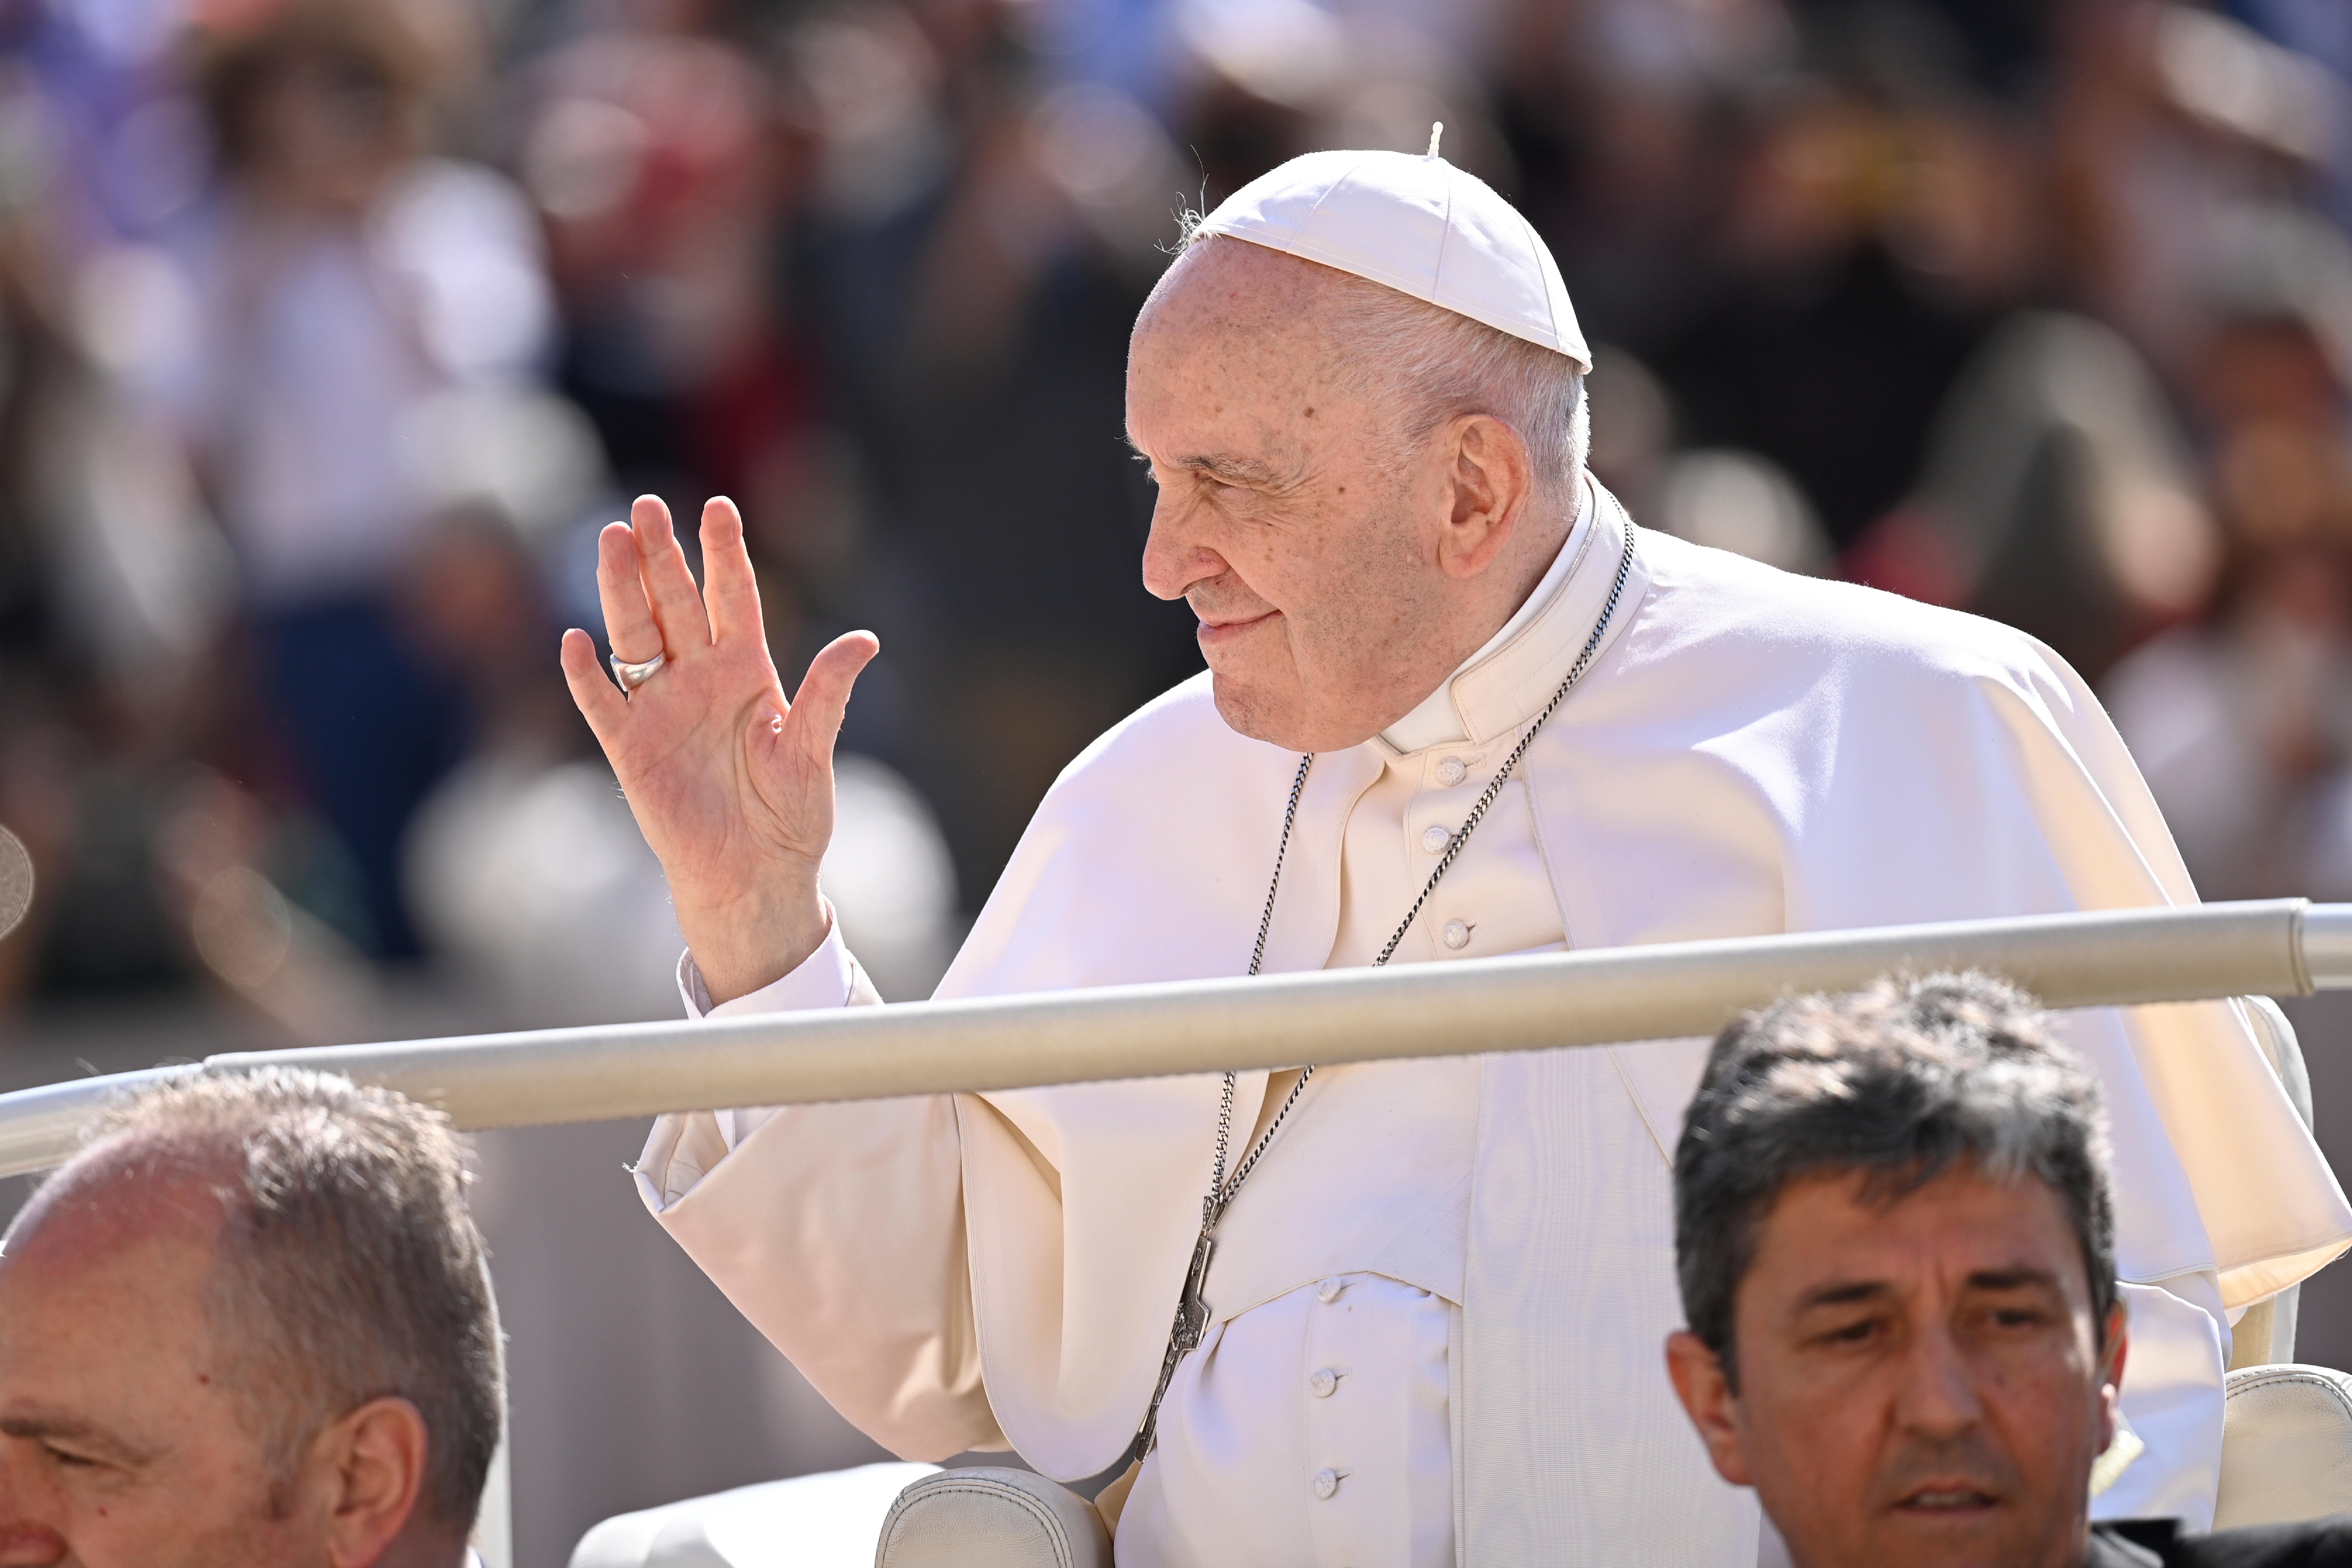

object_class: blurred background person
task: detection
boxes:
[2105,251,2352,902]
[159,0,551,962]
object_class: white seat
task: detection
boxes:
[2209,1003,2350,1533]
[874,1468,1111,1568]
[2228,998,2311,1371]
[567,1462,939,1568]
[2216,1364,2352,1530]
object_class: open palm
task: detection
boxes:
[559,495,876,1003]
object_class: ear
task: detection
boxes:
[317,1397,432,1568]
[2095,1299,2130,1452]
[1434,414,1535,579]
[1665,1330,1754,1487]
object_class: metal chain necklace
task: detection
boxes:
[1131,512,1639,1458]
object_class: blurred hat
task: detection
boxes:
[1196,136,1591,372]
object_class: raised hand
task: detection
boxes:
[560,495,877,1005]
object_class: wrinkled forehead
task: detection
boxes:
[1127,241,1377,447]
[1135,242,1361,371]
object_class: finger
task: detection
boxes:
[559,628,628,743]
[631,494,713,659]
[700,496,766,649]
[595,522,663,663]
[782,631,880,760]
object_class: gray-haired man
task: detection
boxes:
[0,1068,503,1568]
[1664,975,2352,1568]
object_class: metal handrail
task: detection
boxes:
[2,898,2345,1179]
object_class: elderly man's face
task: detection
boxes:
[1667,1166,2125,1568]
[0,1166,425,1567]
[1128,240,1534,750]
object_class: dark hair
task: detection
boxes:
[1673,972,2116,1389]
[194,1,432,176]
[51,1068,503,1533]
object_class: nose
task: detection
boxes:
[1140,489,1223,604]
[0,1530,63,1567]
[0,1451,66,1566]
[1893,1321,1988,1439]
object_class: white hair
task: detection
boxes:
[1173,230,1588,495]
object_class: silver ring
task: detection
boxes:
[610,649,666,692]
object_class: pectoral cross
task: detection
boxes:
[1173,1226,1216,1352]
[1133,1224,1217,1457]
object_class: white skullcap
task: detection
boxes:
[1195,141,1591,373]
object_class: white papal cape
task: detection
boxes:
[643,499,2352,1563]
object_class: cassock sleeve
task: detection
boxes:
[631,915,1008,1461]
[632,919,863,1210]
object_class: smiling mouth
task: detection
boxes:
[1195,610,1277,641]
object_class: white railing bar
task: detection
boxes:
[0,898,2338,1180]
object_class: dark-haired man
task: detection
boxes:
[1665,974,2352,1568]
[0,1067,504,1568]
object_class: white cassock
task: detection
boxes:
[634,478,2352,1565]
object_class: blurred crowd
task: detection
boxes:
[2,0,2352,1036]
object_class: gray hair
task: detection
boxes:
[1673,973,2117,1390]
[43,1068,503,1532]
[1174,230,1589,495]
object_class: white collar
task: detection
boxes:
[1379,472,1596,755]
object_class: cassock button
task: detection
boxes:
[1317,1276,1347,1303]
[1420,825,1452,853]
[1312,1468,1340,1500]
[1309,1367,1339,1397]
[1436,756,1467,787]
[1441,919,1470,950]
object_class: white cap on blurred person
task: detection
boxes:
[1193,131,1591,372]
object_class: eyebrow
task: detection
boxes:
[1962,1266,2066,1293]
[1794,1280,1893,1312]
[0,1408,155,1466]
[1792,1266,2068,1314]
[1121,435,1287,488]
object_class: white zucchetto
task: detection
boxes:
[1195,139,1592,372]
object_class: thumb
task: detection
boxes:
[782,631,881,765]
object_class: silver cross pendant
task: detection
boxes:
[1173,1228,1216,1352]
[1133,1225,1219,1458]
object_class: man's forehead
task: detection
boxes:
[1757,1166,2082,1294]
[5,1141,231,1275]
[0,1158,225,1435]
[1141,237,1356,332]
[1126,249,1370,471]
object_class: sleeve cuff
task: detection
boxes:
[675,903,857,1020]
[644,910,861,1189]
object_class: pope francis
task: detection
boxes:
[558,145,2352,1566]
